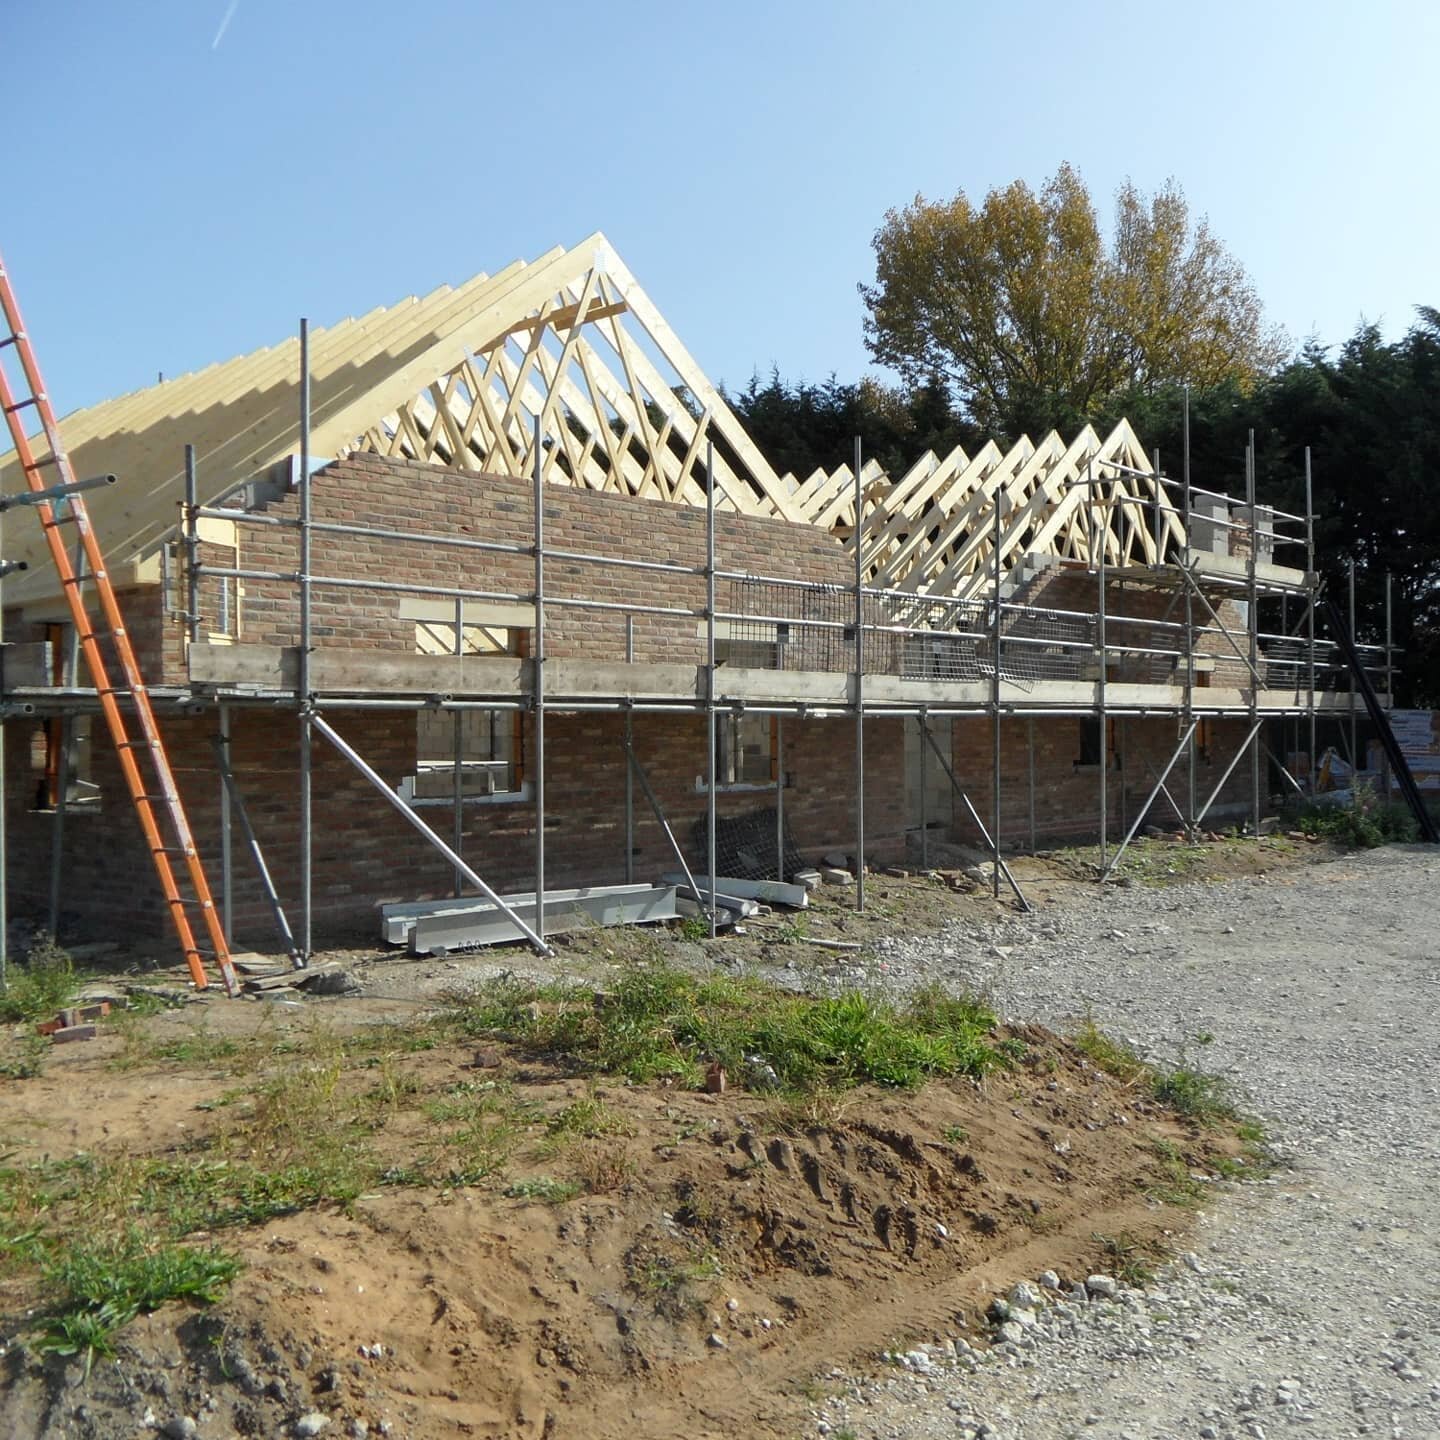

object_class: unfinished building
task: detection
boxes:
[0,234,1381,962]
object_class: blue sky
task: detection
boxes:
[4,0,1437,417]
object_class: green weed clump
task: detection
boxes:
[0,943,80,1024]
[505,1176,581,1204]
[1291,783,1418,849]
[35,1234,239,1372]
[448,968,1005,1094]
[1073,1016,1252,1129]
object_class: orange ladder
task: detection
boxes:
[0,251,237,995]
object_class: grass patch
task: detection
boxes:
[0,1033,48,1080]
[543,1096,635,1149]
[35,1233,239,1372]
[446,967,1006,1095]
[505,1176,581,1204]
[1290,784,1418,849]
[1072,1016,1251,1128]
[0,944,80,1024]
[1152,1066,1236,1120]
[1144,1139,1207,1208]
[1072,1015,1150,1085]
[1092,1229,1159,1287]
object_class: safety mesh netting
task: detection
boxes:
[688,805,809,881]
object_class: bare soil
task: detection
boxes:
[0,833,1318,1440]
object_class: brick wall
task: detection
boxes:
[182,456,859,681]
[947,713,1264,847]
[1021,570,1256,688]
[4,704,907,946]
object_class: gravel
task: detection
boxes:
[809,844,1440,1440]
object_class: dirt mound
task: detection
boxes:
[0,1018,1242,1440]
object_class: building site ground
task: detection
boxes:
[1,832,1405,1440]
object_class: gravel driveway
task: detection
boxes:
[821,844,1440,1440]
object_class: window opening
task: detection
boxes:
[712,712,776,789]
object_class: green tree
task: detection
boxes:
[860,164,1288,438]
[725,370,979,480]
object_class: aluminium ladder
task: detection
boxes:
[0,251,238,993]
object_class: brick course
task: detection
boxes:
[0,456,1278,945]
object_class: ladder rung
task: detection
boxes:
[5,258,233,998]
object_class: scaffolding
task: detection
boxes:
[128,362,1395,965]
[1,402,1395,967]
[0,233,1408,981]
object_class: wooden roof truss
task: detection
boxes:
[0,233,1187,609]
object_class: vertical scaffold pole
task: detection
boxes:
[1384,572,1394,797]
[1095,459,1108,868]
[48,538,83,938]
[1342,550,1353,783]
[1305,448,1316,792]
[775,713,786,882]
[854,436,865,911]
[533,416,546,941]
[1027,717,1036,854]
[625,616,635,885]
[298,318,312,963]
[219,702,233,946]
[991,478,1002,899]
[1183,388,1197,835]
[452,597,464,898]
[1152,447,1164,563]
[706,442,718,934]
[184,445,200,648]
[918,713,928,869]
[1248,432,1261,835]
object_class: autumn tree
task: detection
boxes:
[860,164,1288,438]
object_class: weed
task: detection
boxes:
[35,1233,240,1370]
[568,1141,637,1194]
[0,1033,48,1080]
[768,914,810,945]
[1290,782,1418,849]
[627,1244,721,1308]
[1071,1014,1149,1084]
[1092,1229,1157,1287]
[546,1095,633,1140]
[1152,1067,1238,1123]
[941,1124,970,1144]
[677,914,711,943]
[505,1176,581,1204]
[0,946,79,1024]
[1143,1139,1207,1208]
[448,966,1006,1095]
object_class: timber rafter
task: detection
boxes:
[1,233,1188,608]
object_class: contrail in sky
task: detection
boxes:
[211,0,240,50]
